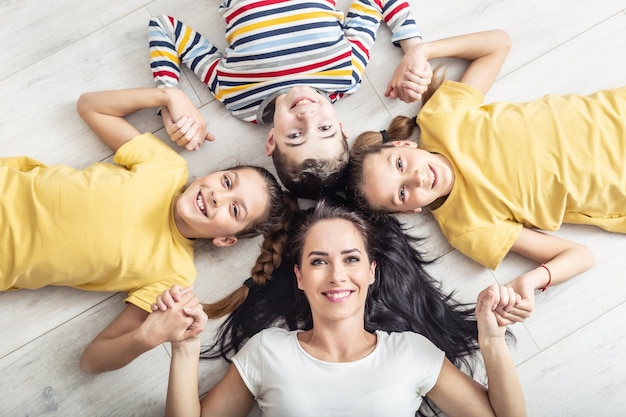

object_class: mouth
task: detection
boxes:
[429,166,437,189]
[196,192,208,217]
[291,97,316,109]
[322,290,353,302]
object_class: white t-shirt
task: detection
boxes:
[232,327,445,417]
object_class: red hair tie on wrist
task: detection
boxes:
[539,263,552,292]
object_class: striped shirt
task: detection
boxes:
[149,0,420,123]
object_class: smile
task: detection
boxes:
[196,192,208,216]
[322,290,353,302]
[429,166,437,189]
[291,97,315,109]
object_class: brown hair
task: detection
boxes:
[272,136,349,199]
[345,67,445,211]
[202,193,299,318]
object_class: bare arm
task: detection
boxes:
[503,227,595,318]
[77,88,211,152]
[418,29,512,95]
[427,286,526,417]
[80,291,201,373]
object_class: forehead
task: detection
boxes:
[304,218,365,248]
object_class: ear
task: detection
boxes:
[401,207,422,214]
[294,264,304,290]
[339,122,348,140]
[390,140,418,149]
[369,261,377,285]
[265,129,276,156]
[212,236,238,247]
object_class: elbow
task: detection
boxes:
[76,92,93,121]
[79,349,102,374]
[494,29,512,54]
[578,243,595,273]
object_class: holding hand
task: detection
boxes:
[386,40,432,103]
[162,89,216,151]
[142,286,208,345]
[476,285,525,339]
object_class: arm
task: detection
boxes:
[411,30,512,96]
[427,286,526,417]
[77,87,211,152]
[80,290,202,373]
[166,356,254,417]
[505,227,595,315]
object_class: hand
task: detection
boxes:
[476,285,524,340]
[385,42,432,103]
[162,89,216,151]
[505,274,537,321]
[142,289,207,345]
[151,284,193,312]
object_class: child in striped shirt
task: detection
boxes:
[149,0,430,199]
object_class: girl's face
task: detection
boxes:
[361,142,454,213]
[294,219,376,324]
[174,168,268,244]
[266,86,347,163]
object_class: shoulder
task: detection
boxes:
[115,133,186,166]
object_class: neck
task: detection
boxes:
[298,317,376,362]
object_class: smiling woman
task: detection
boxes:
[158,200,527,417]
[1,87,292,374]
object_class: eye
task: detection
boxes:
[231,202,239,219]
[288,132,301,139]
[345,255,360,264]
[310,258,327,266]
[399,187,406,203]
[319,124,331,131]
[396,157,404,171]
[223,175,232,189]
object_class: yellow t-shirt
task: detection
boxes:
[0,133,196,311]
[418,81,626,269]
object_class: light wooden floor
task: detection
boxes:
[2,1,626,416]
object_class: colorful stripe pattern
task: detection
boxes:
[149,0,420,123]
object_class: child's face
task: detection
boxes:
[361,142,454,213]
[267,86,347,163]
[174,168,268,243]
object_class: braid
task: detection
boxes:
[202,194,298,319]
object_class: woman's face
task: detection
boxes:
[360,142,454,213]
[295,219,376,324]
[174,167,268,244]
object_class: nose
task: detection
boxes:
[330,262,348,284]
[409,169,427,188]
[209,190,220,207]
[296,106,315,120]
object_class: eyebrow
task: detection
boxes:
[230,171,249,220]
[306,248,362,257]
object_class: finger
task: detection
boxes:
[205,132,216,142]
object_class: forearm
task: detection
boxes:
[80,327,159,373]
[480,337,526,417]
[420,30,510,62]
[77,88,170,118]
[166,341,202,417]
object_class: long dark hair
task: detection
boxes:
[201,199,483,372]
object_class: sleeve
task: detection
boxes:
[124,274,195,313]
[342,0,421,83]
[114,133,186,170]
[446,221,523,270]
[406,333,445,397]
[232,331,266,398]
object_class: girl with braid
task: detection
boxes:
[153,200,527,416]
[1,87,293,373]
